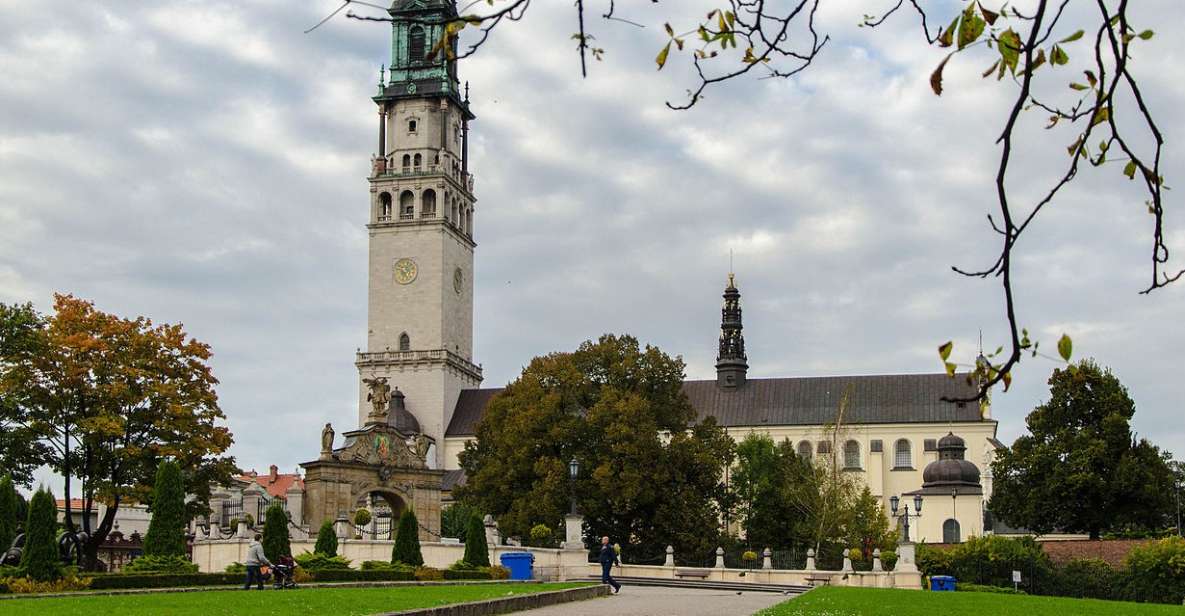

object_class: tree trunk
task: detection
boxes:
[82,499,119,572]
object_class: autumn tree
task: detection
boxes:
[327,0,1176,400]
[457,334,735,561]
[0,295,236,569]
[990,360,1176,539]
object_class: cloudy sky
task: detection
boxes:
[2,0,1182,488]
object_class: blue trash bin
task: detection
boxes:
[930,575,957,592]
[499,552,535,581]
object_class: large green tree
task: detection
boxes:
[457,334,735,561]
[0,295,237,569]
[142,461,187,557]
[991,360,1176,539]
[0,303,51,486]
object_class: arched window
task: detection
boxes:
[401,154,411,169]
[408,26,426,63]
[413,153,422,169]
[943,519,961,543]
[796,441,813,460]
[433,152,440,165]
[399,190,414,219]
[378,192,392,221]
[408,119,417,133]
[843,440,861,469]
[451,201,458,224]
[421,189,436,217]
[399,332,410,352]
[894,439,912,469]
[465,208,472,235]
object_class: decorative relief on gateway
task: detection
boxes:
[335,430,428,470]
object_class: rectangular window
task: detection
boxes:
[870,440,883,453]
[924,439,937,452]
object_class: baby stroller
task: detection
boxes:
[271,555,298,589]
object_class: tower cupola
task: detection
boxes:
[716,273,749,388]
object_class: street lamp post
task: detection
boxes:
[568,457,580,515]
[890,494,924,543]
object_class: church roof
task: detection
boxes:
[445,373,984,437]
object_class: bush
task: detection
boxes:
[314,521,338,557]
[225,562,245,574]
[353,509,372,527]
[443,568,492,580]
[442,503,480,541]
[918,536,1054,592]
[391,510,424,566]
[486,565,510,580]
[2,574,91,594]
[87,572,243,590]
[463,514,490,567]
[262,502,291,562]
[1050,558,1119,600]
[361,560,413,572]
[528,524,554,548]
[414,566,443,581]
[1121,536,1185,605]
[294,551,352,571]
[880,550,898,570]
[307,568,415,582]
[20,488,60,582]
[123,554,199,574]
[143,461,187,558]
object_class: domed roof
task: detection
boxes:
[387,389,421,435]
[921,432,981,489]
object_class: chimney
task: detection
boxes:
[269,465,278,482]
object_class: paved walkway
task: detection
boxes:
[509,585,793,616]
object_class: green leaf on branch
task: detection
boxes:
[998,29,1021,75]
[1059,30,1085,44]
[945,361,958,377]
[1124,160,1138,179]
[978,2,999,25]
[1057,334,1073,361]
[1138,30,1154,40]
[939,15,958,48]
[958,4,986,49]
[939,341,953,361]
[656,42,671,70]
[1069,82,1090,91]
[1091,106,1111,127]
[1051,45,1069,66]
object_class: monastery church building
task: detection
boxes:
[349,0,999,545]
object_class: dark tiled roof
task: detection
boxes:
[446,388,503,437]
[442,469,467,492]
[445,373,983,437]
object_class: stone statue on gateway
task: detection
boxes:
[363,376,392,421]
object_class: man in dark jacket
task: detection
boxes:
[598,536,621,594]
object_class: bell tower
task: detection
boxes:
[356,0,481,467]
[716,273,748,388]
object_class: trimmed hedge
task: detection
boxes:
[443,569,492,580]
[88,572,243,590]
[306,568,415,582]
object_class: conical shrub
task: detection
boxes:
[314,520,338,557]
[262,502,291,562]
[20,488,60,581]
[143,460,188,557]
[463,514,489,567]
[391,509,423,566]
[0,474,17,554]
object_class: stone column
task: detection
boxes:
[483,514,500,549]
[895,542,918,573]
[286,485,304,528]
[664,545,675,568]
[562,514,584,550]
[714,547,725,569]
[842,552,853,572]
[872,548,883,572]
[236,520,249,539]
[805,548,816,571]
[242,483,265,528]
[762,547,772,570]
[334,515,350,540]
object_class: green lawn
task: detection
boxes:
[758,586,1182,616]
[0,582,589,616]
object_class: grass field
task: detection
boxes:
[757,586,1182,616]
[0,582,589,616]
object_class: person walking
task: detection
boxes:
[598,536,621,594]
[243,533,272,590]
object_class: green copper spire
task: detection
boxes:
[378,0,460,103]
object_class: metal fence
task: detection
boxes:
[220,498,243,528]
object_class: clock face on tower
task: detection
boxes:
[394,258,418,285]
[453,267,463,294]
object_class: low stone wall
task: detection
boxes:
[191,540,920,589]
[373,585,609,616]
[191,539,589,581]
